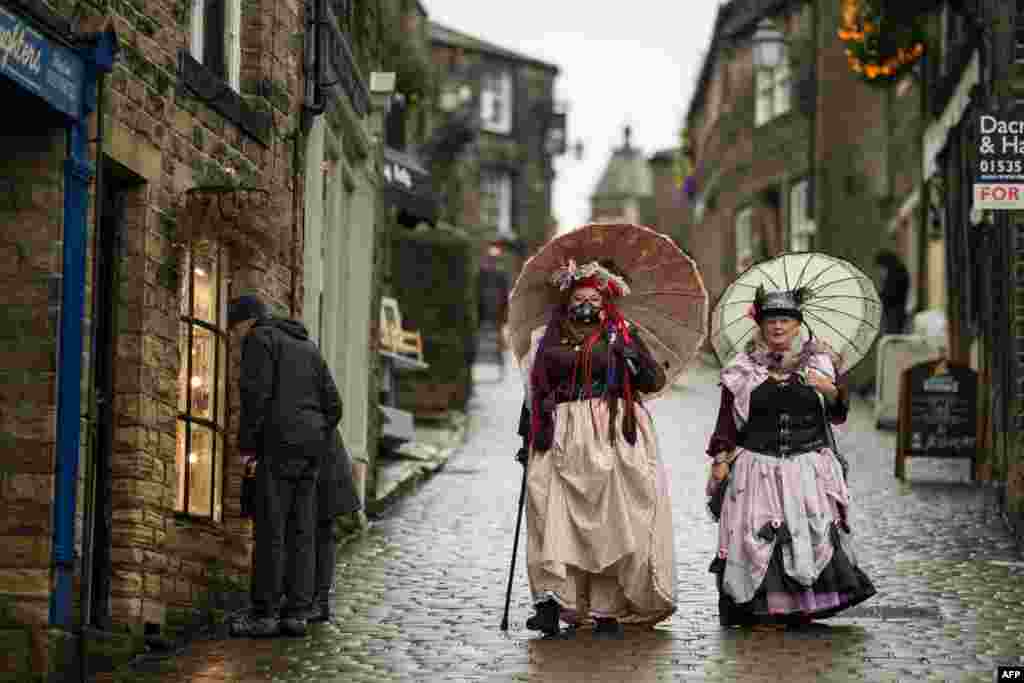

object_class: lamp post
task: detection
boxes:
[752,19,785,70]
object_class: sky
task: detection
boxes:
[423,1,722,234]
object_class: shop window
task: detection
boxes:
[481,71,513,134]
[191,0,241,90]
[788,178,816,251]
[176,241,228,521]
[735,206,754,273]
[481,169,512,236]
[755,50,791,126]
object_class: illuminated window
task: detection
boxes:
[176,241,228,520]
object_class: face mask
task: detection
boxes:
[568,301,602,324]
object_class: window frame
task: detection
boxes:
[480,70,513,135]
[788,178,816,252]
[755,52,791,126]
[191,0,241,91]
[735,205,754,273]
[176,242,229,522]
[481,168,513,236]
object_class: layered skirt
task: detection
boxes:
[710,447,876,624]
[526,398,677,626]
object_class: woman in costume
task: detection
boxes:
[517,259,677,636]
[706,286,877,626]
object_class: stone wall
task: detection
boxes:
[0,125,66,674]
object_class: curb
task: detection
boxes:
[365,411,468,517]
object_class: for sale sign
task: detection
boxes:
[974,110,1024,209]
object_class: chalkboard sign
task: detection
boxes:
[895,360,978,479]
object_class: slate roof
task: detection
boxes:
[592,127,653,200]
[428,22,559,73]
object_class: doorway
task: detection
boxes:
[82,164,133,630]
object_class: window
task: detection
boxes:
[480,71,513,134]
[755,52,791,126]
[788,179,816,251]
[481,169,512,235]
[191,0,241,90]
[176,241,228,520]
[735,206,754,273]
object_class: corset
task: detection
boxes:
[736,378,828,457]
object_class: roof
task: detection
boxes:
[428,22,559,73]
[591,127,653,200]
[649,148,679,164]
[686,0,797,126]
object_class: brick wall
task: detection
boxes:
[0,128,65,648]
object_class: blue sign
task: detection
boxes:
[0,7,83,120]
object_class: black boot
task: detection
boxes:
[307,602,331,624]
[593,617,622,639]
[525,598,560,636]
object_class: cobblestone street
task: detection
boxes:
[133,359,1024,682]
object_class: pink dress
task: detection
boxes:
[706,343,876,624]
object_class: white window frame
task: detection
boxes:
[480,71,513,134]
[788,178,816,252]
[735,206,754,273]
[191,0,241,91]
[481,169,512,236]
[755,53,791,126]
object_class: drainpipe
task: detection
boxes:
[79,67,107,635]
[51,30,118,631]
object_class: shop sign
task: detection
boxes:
[974,110,1024,209]
[0,7,83,120]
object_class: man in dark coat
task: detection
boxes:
[875,250,910,335]
[227,294,341,638]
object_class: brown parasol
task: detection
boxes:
[507,222,709,400]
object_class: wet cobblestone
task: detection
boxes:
[132,361,1023,682]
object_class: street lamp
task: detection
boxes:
[752,19,785,69]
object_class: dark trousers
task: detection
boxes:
[314,518,337,607]
[251,456,319,619]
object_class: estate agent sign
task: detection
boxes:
[0,6,83,120]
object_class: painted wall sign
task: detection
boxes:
[0,6,83,120]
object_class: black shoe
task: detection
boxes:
[593,618,623,639]
[525,599,560,635]
[307,604,331,624]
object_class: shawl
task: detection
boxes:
[720,332,841,430]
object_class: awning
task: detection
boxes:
[382,146,440,225]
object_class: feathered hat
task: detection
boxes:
[549,259,632,298]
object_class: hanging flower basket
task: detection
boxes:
[178,185,288,265]
[838,0,925,85]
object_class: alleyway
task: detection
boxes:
[133,359,1023,682]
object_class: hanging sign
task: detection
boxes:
[974,109,1024,209]
[0,7,83,120]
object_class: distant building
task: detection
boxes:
[589,126,655,225]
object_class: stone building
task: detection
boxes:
[683,0,923,386]
[0,0,400,676]
[589,126,655,226]
[428,22,565,355]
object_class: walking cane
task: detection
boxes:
[501,451,528,631]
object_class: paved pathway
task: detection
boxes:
[130,359,1024,682]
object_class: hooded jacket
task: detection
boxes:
[238,317,342,454]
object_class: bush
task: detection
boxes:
[391,228,478,412]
